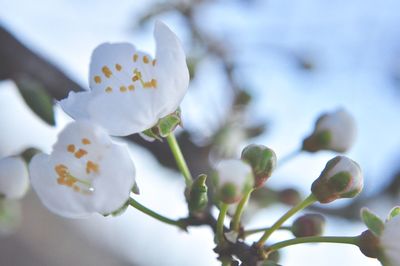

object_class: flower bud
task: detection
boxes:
[241,144,277,188]
[292,213,325,237]
[302,108,356,153]
[311,156,363,203]
[187,174,208,213]
[278,188,302,206]
[213,159,254,204]
[358,230,380,259]
[0,156,29,200]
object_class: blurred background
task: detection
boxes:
[1,0,400,265]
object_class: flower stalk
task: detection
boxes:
[266,235,359,253]
[128,197,185,229]
[231,188,254,232]
[216,203,229,245]
[166,133,193,187]
[256,194,317,247]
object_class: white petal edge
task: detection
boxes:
[0,156,29,199]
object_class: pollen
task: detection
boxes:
[82,138,91,145]
[128,85,135,91]
[115,64,122,71]
[94,76,102,84]
[133,54,138,62]
[152,59,157,66]
[132,76,139,82]
[150,79,157,88]
[143,56,149,64]
[120,86,127,92]
[86,160,99,174]
[74,149,88,159]
[105,87,113,93]
[67,144,76,153]
[102,66,112,78]
[144,79,157,89]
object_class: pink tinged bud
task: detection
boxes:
[359,230,381,259]
[302,108,356,153]
[292,213,325,237]
[241,144,277,188]
[311,156,363,204]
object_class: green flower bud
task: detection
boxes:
[292,213,325,237]
[187,174,208,213]
[302,108,356,153]
[213,159,254,204]
[311,156,363,203]
[241,144,277,188]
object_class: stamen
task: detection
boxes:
[115,64,122,71]
[102,66,112,78]
[67,144,76,153]
[152,59,157,66]
[94,76,102,84]
[133,54,138,62]
[143,56,149,64]
[74,149,88,159]
[128,85,135,91]
[55,164,92,193]
[82,138,91,145]
[120,86,127,92]
[86,161,99,174]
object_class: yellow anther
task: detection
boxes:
[132,76,139,82]
[102,66,112,78]
[150,79,157,88]
[143,56,149,64]
[133,54,138,62]
[86,161,99,174]
[105,87,113,93]
[128,85,135,91]
[115,64,122,71]
[74,149,88,159]
[152,59,157,66]
[82,138,91,145]
[120,86,127,92]
[67,144,76,153]
[94,76,102,84]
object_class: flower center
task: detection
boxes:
[93,53,158,94]
[54,137,100,194]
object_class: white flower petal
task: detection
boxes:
[0,156,29,199]
[29,121,136,218]
[153,20,190,118]
[216,159,253,188]
[381,216,400,266]
[60,21,189,137]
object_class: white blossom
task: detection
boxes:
[0,156,29,199]
[29,121,136,218]
[380,215,400,266]
[60,21,189,136]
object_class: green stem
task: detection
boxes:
[231,188,254,232]
[278,149,301,167]
[216,203,229,244]
[244,226,292,237]
[256,194,317,247]
[166,133,193,187]
[128,197,184,229]
[267,236,360,252]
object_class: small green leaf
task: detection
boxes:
[188,174,208,213]
[361,208,384,236]
[387,206,400,221]
[17,77,55,125]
